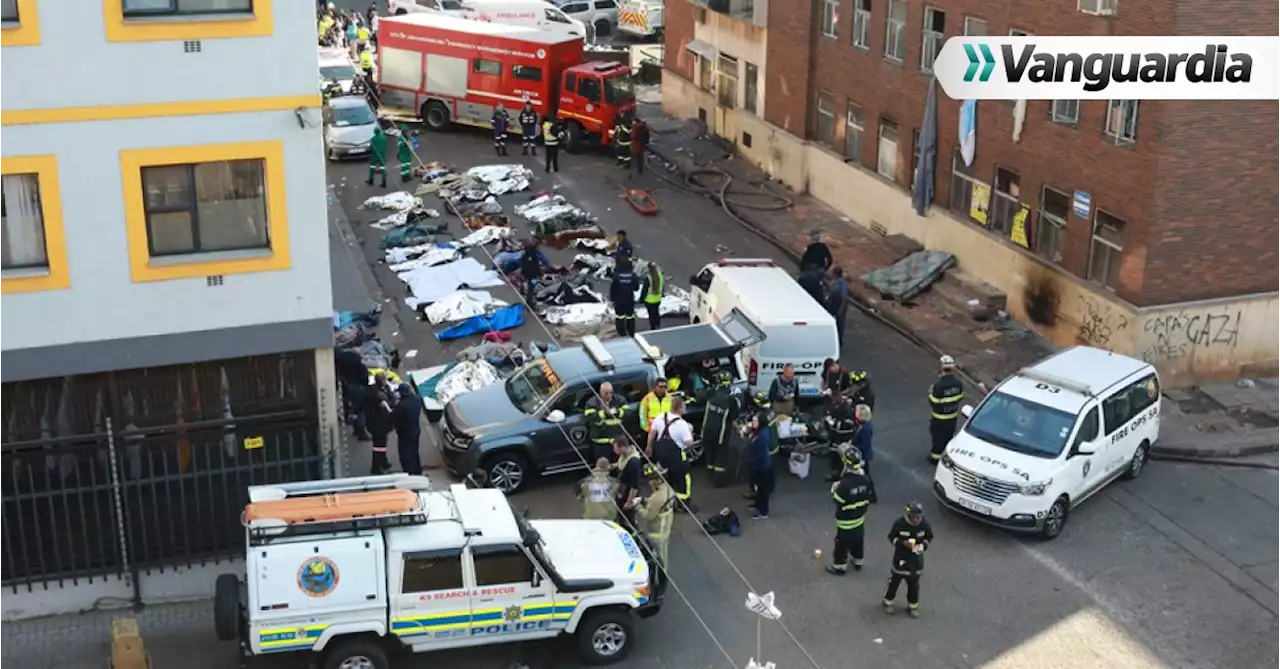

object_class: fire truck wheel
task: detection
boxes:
[214,573,241,641]
[564,122,584,153]
[422,101,450,131]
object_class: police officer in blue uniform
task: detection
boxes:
[491,106,510,156]
[519,101,539,156]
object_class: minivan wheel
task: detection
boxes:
[486,452,530,493]
[1121,441,1150,480]
[1039,497,1069,540]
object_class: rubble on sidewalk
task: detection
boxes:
[861,250,956,302]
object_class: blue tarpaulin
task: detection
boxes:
[435,305,525,341]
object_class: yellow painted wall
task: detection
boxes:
[661,73,1279,385]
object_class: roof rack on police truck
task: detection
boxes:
[242,474,434,544]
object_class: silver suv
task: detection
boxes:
[553,0,618,38]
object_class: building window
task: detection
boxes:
[920,8,945,72]
[949,150,990,224]
[141,159,269,257]
[1088,211,1125,288]
[1051,100,1079,125]
[990,168,1021,236]
[1,173,48,270]
[1078,0,1117,15]
[1009,28,1029,37]
[876,118,899,180]
[1105,100,1139,145]
[884,0,906,61]
[122,0,253,17]
[816,94,837,147]
[851,0,871,49]
[717,53,739,109]
[845,104,864,163]
[1,0,18,22]
[698,54,713,92]
[1036,186,1070,263]
[744,62,759,114]
[401,550,464,593]
[963,17,986,36]
[820,0,837,37]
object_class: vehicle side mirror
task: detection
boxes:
[1075,440,1097,456]
[960,405,974,418]
[546,409,566,424]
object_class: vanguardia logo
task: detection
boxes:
[933,37,1280,101]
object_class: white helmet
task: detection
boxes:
[939,355,955,366]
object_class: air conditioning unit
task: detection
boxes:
[1078,0,1117,16]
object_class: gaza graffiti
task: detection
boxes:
[1076,296,1128,347]
[1140,310,1242,362]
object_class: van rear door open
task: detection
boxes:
[747,323,838,398]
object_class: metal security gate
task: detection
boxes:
[0,352,329,597]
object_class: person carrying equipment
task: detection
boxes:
[640,262,664,331]
[638,465,674,567]
[577,458,618,521]
[365,122,388,188]
[825,395,857,482]
[647,398,695,513]
[700,371,738,486]
[541,116,564,173]
[491,106,510,156]
[610,259,640,337]
[639,378,673,433]
[612,115,632,168]
[584,382,628,462]
[394,126,413,183]
[883,502,933,618]
[927,355,964,463]
[519,101,539,156]
[825,446,872,575]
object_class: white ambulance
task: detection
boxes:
[214,475,663,668]
[933,346,1161,540]
[689,259,839,399]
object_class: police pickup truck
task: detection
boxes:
[214,474,663,668]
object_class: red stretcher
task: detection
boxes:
[625,188,659,216]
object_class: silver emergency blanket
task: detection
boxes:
[458,225,513,248]
[423,290,509,325]
[434,359,500,406]
[387,244,461,272]
[362,191,420,211]
[370,210,412,230]
[571,238,611,252]
[399,257,505,309]
[650,285,691,317]
[515,194,586,224]
[543,303,611,326]
[466,164,533,195]
[457,341,524,365]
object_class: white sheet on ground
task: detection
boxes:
[543,303,611,325]
[458,225,513,248]
[362,192,419,211]
[436,360,501,405]
[388,245,461,272]
[423,290,509,325]
[399,257,505,309]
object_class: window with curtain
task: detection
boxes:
[1,174,50,270]
[876,118,899,180]
[141,159,269,257]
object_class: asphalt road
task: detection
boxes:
[323,121,1280,669]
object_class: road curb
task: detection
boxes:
[1151,439,1279,459]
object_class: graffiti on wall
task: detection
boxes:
[1076,296,1129,347]
[1140,310,1242,363]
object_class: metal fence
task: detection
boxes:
[0,352,328,595]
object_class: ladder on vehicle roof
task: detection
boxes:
[243,474,435,543]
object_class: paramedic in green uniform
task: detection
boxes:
[395,126,413,183]
[366,122,387,188]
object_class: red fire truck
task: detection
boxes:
[376,14,636,152]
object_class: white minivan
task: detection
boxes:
[933,346,1161,540]
[390,0,588,39]
[689,259,840,400]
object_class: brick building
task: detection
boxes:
[662,0,1278,381]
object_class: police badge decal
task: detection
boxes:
[504,605,523,622]
[297,556,340,597]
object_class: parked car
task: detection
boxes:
[323,96,378,161]
[318,47,360,94]
[438,310,766,492]
[551,0,619,38]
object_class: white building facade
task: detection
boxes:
[1,0,338,618]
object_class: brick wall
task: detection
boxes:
[663,0,695,80]
[762,0,814,137]
[760,0,1278,307]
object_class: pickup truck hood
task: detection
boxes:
[946,430,1056,483]
[445,382,528,436]
[533,519,649,582]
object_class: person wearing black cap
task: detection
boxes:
[801,231,832,273]
[392,383,424,475]
[883,501,933,618]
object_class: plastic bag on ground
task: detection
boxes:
[788,453,811,479]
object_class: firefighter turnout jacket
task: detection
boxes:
[833,471,872,530]
[578,470,618,520]
[888,517,934,574]
[584,394,627,445]
[928,373,964,421]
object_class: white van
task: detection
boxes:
[689,259,839,400]
[933,346,1161,540]
[391,0,589,38]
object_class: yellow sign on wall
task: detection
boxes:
[1010,204,1031,248]
[970,183,990,225]
[244,436,265,451]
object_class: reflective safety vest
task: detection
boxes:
[640,483,674,564]
[318,17,335,38]
[359,50,374,71]
[640,392,673,432]
[542,121,559,145]
[357,26,370,41]
[614,125,631,146]
[579,472,617,521]
[643,273,664,304]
